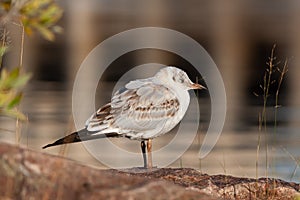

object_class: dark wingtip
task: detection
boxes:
[42,141,59,149]
[42,131,83,149]
[42,129,119,150]
[42,143,54,149]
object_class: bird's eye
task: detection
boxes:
[179,78,184,83]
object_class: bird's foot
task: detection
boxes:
[141,165,158,171]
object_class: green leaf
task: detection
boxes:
[9,67,20,79]
[7,93,22,109]
[19,0,63,41]
[34,24,55,41]
[0,68,30,91]
[0,92,14,106]
[0,68,31,121]
[0,46,8,57]
[12,73,31,89]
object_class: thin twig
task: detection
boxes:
[12,21,26,144]
[256,113,262,180]
[19,23,24,68]
[274,59,288,135]
[263,44,277,181]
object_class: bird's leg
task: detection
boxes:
[146,139,153,169]
[141,141,147,168]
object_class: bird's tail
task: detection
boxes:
[42,129,120,149]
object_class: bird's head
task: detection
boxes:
[154,66,206,91]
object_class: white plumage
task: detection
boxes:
[43,66,205,168]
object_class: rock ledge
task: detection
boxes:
[0,142,299,200]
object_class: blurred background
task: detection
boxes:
[1,0,300,182]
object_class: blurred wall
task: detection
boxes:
[20,0,299,132]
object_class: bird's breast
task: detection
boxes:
[159,89,191,134]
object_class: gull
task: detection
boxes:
[43,66,205,168]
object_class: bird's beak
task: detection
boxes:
[190,83,206,90]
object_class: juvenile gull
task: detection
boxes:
[43,66,205,168]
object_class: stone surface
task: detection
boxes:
[0,142,214,200]
[112,168,300,199]
[0,142,299,200]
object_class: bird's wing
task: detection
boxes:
[111,80,180,132]
[85,102,117,132]
[86,79,180,135]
